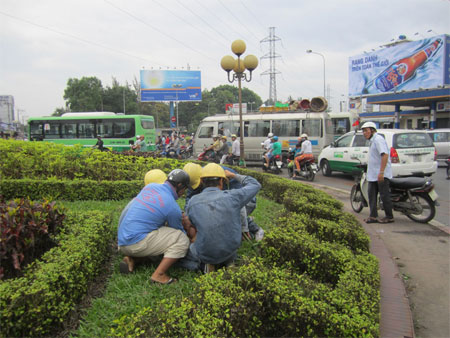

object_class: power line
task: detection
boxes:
[216,0,261,47]
[0,10,164,66]
[104,0,216,63]
[238,0,267,36]
[174,0,231,45]
[152,0,225,49]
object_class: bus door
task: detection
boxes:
[193,122,216,156]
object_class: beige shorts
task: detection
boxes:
[119,227,189,259]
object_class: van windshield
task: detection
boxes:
[394,133,434,149]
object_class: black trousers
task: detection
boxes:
[368,179,394,219]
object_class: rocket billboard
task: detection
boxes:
[348,34,449,97]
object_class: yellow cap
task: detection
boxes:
[200,163,226,179]
[183,163,202,189]
[144,169,167,185]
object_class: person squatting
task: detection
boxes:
[117,163,262,284]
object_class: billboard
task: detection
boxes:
[140,70,201,102]
[349,34,449,97]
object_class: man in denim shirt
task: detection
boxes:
[180,163,261,272]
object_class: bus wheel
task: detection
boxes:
[321,159,331,176]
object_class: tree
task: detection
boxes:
[63,77,103,111]
[102,78,138,114]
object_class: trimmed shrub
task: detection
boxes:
[0,210,113,337]
[0,179,143,201]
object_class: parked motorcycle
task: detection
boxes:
[164,145,178,159]
[262,153,283,174]
[350,163,439,223]
[286,148,318,181]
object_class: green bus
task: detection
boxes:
[28,112,156,151]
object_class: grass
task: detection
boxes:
[62,194,284,337]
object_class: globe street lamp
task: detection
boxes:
[221,39,258,167]
[306,49,326,99]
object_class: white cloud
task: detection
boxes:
[0,0,449,117]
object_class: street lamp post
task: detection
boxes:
[221,39,258,167]
[306,50,326,99]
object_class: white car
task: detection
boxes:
[426,129,450,167]
[318,129,437,177]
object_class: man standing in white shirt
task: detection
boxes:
[231,134,240,163]
[262,132,273,151]
[362,122,394,224]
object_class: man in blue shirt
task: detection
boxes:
[362,122,394,224]
[118,169,191,284]
[179,163,261,272]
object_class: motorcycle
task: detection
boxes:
[197,147,220,163]
[350,163,439,223]
[286,148,318,181]
[164,145,178,159]
[262,153,283,174]
[179,144,193,159]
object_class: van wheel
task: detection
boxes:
[321,160,331,176]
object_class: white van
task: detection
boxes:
[426,129,450,167]
[318,129,437,177]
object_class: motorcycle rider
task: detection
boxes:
[204,134,223,161]
[292,134,313,178]
[264,135,281,168]
[219,135,231,164]
[361,122,394,224]
[262,132,274,151]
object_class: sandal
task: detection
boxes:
[364,217,378,224]
[379,217,394,223]
[150,277,177,285]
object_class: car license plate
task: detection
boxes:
[428,189,438,201]
[412,154,421,162]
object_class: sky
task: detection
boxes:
[1,0,449,120]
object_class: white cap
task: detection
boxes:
[361,122,377,130]
[268,132,274,138]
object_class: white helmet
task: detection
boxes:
[361,122,377,130]
[268,132,274,138]
[300,133,308,138]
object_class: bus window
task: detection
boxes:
[302,119,322,137]
[273,120,299,137]
[78,122,95,138]
[218,121,234,137]
[30,122,43,140]
[327,117,350,136]
[141,119,155,129]
[61,122,77,138]
[44,123,61,139]
[248,120,269,137]
[96,120,113,138]
[113,120,134,138]
[198,126,214,138]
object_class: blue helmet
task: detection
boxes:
[272,136,278,141]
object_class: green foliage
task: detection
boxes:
[0,139,183,181]
[0,198,65,279]
[0,210,113,337]
[111,258,379,338]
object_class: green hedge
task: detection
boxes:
[0,179,143,201]
[0,210,113,337]
[111,258,379,338]
[0,140,380,337]
[0,140,183,181]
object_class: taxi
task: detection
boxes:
[318,129,437,177]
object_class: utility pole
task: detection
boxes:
[260,27,282,103]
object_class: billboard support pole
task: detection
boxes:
[394,104,400,129]
[169,102,176,128]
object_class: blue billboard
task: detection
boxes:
[349,34,449,97]
[140,70,202,102]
